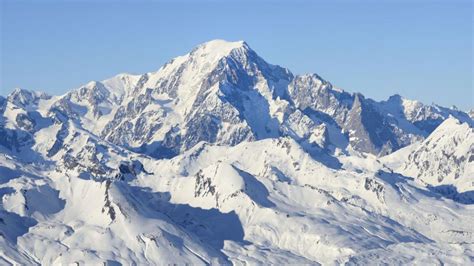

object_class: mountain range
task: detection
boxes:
[0,40,472,264]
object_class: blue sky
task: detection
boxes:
[1,0,472,110]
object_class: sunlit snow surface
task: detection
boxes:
[0,40,472,264]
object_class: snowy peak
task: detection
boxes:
[95,39,295,155]
[191,39,249,62]
[433,116,470,132]
[101,73,142,98]
[385,94,423,120]
[401,116,474,192]
[133,39,273,101]
[381,94,472,133]
[156,39,253,77]
[7,88,51,108]
[182,39,291,86]
[69,72,141,105]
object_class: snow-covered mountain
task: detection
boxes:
[396,117,473,203]
[42,40,470,158]
[0,40,472,264]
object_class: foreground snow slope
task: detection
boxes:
[0,40,473,264]
[1,133,473,264]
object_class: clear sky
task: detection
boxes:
[1,0,472,110]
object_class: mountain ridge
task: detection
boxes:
[5,40,470,158]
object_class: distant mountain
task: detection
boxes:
[0,40,472,264]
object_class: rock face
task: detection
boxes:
[0,39,473,265]
[344,94,400,155]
